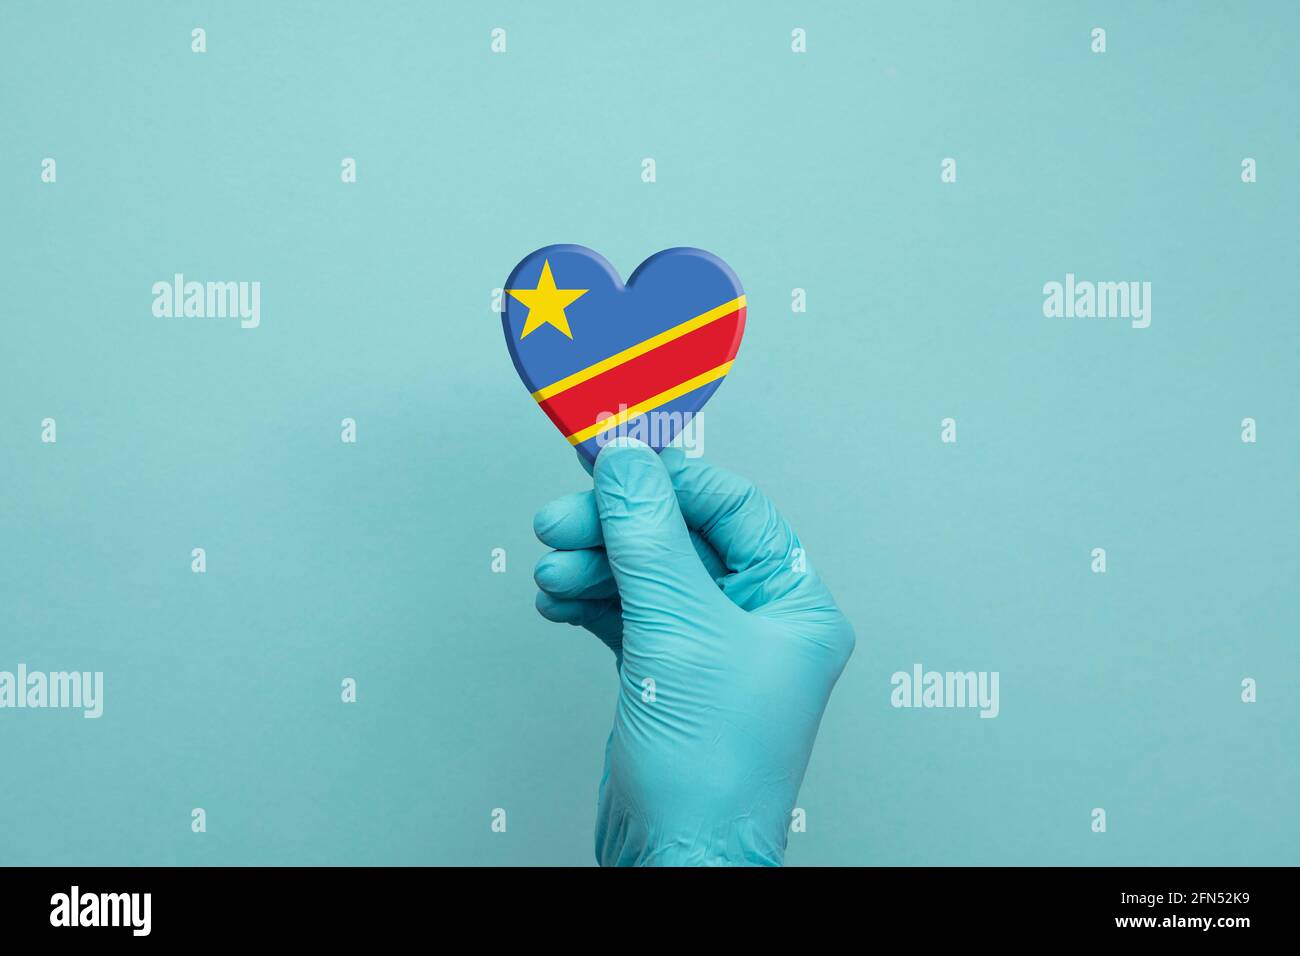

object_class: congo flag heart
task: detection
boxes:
[501,245,745,463]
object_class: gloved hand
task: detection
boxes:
[532,438,856,866]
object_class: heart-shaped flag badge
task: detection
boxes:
[501,245,745,463]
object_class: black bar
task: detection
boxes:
[0,866,1285,941]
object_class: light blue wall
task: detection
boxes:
[1,1,1295,865]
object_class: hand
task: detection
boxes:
[532,439,856,866]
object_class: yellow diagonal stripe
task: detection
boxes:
[531,295,745,402]
[565,361,734,445]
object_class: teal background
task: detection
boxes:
[1,1,1296,866]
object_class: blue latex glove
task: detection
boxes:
[532,439,855,866]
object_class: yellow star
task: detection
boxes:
[508,260,588,340]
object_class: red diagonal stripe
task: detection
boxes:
[537,307,745,437]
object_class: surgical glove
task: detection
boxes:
[532,439,856,866]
